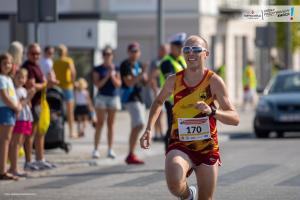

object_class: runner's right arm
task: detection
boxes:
[140,75,175,149]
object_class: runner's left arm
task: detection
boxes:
[140,75,175,149]
[210,74,240,126]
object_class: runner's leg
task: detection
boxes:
[165,149,192,199]
[194,163,218,200]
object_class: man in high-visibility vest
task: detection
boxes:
[160,32,187,150]
[242,60,257,110]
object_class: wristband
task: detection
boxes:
[209,106,217,116]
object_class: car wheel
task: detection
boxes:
[276,131,284,138]
[254,128,270,138]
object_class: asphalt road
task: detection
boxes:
[1,109,300,200]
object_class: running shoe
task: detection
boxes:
[24,162,40,171]
[189,185,197,200]
[92,149,100,159]
[125,153,144,165]
[34,160,54,170]
[179,185,197,200]
[107,149,116,159]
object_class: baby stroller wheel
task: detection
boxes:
[62,143,72,154]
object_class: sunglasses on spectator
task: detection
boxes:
[30,51,41,56]
[103,52,112,56]
[182,46,207,54]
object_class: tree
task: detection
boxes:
[275,0,300,52]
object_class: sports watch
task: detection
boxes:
[209,105,217,116]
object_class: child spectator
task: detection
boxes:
[0,53,22,181]
[8,69,35,177]
[74,78,95,137]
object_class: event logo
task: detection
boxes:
[242,6,299,22]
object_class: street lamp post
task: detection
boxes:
[157,0,164,50]
[284,0,293,69]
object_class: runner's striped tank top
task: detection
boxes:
[169,69,219,154]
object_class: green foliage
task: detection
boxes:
[275,0,300,52]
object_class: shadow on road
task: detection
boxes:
[28,165,164,189]
[222,132,300,140]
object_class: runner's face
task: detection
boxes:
[183,39,208,69]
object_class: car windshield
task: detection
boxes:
[269,73,300,94]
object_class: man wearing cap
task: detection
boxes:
[120,42,148,164]
[160,33,187,150]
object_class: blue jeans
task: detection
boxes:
[0,107,16,125]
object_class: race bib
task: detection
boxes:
[178,117,211,141]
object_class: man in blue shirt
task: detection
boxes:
[120,42,148,164]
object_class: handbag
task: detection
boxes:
[38,88,50,135]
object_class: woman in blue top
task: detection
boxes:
[92,46,122,159]
[0,53,22,181]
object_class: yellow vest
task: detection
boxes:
[159,55,186,87]
[243,65,257,89]
[159,55,186,103]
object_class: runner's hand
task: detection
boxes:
[140,130,151,149]
[194,101,212,115]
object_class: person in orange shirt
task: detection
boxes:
[53,44,77,138]
[140,35,239,200]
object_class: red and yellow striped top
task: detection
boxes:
[169,69,219,154]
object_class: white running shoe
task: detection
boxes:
[24,162,40,171]
[92,150,100,159]
[179,185,197,200]
[189,185,197,200]
[107,149,116,159]
[34,160,53,170]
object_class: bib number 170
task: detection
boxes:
[186,126,202,134]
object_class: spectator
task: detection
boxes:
[53,44,77,138]
[74,78,95,137]
[92,46,121,159]
[0,53,21,180]
[8,41,24,76]
[149,44,169,141]
[8,69,35,177]
[22,43,54,171]
[120,42,148,164]
[242,60,257,110]
[40,46,58,87]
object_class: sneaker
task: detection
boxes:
[24,162,40,171]
[34,160,54,170]
[189,185,197,200]
[44,160,57,168]
[92,150,100,159]
[107,149,116,159]
[125,153,144,165]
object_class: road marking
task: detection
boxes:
[218,164,278,186]
[277,174,300,187]
[28,165,142,189]
[112,171,164,187]
[4,193,36,196]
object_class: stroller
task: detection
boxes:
[44,87,71,153]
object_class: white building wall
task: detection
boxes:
[0,21,10,52]
[58,0,99,12]
[0,0,16,12]
[27,20,116,50]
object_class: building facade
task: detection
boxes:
[2,0,298,104]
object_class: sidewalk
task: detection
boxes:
[28,108,254,177]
